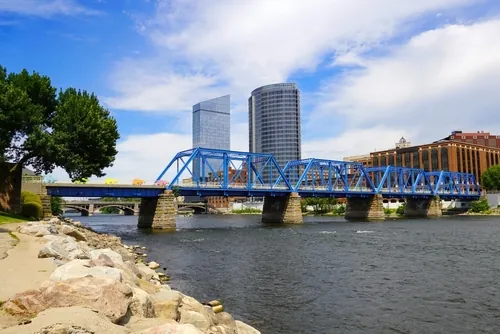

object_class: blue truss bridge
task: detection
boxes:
[153,147,480,200]
[45,147,481,229]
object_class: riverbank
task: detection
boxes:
[0,218,261,333]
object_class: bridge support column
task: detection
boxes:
[261,192,303,224]
[345,194,384,221]
[138,191,176,230]
[133,203,139,216]
[39,185,52,219]
[40,195,52,219]
[404,196,442,218]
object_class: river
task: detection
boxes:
[68,213,500,333]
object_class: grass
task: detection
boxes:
[0,211,29,224]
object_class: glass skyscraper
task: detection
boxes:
[248,83,301,173]
[192,95,231,180]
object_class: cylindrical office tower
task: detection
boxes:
[248,83,302,181]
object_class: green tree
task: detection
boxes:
[469,199,490,213]
[0,65,119,181]
[50,197,64,215]
[481,165,500,191]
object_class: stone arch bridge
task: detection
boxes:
[62,201,208,216]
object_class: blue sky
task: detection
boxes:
[2,0,500,183]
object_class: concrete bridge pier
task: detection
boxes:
[404,196,442,218]
[138,190,176,230]
[345,194,385,221]
[261,192,303,224]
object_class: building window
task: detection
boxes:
[404,153,411,167]
[413,152,419,168]
[396,153,402,166]
[422,150,429,171]
[373,157,379,166]
[450,136,454,139]
[441,147,448,171]
[431,148,439,170]
[381,156,387,166]
[388,155,394,165]
[457,149,461,172]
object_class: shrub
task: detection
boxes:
[21,190,41,205]
[334,205,346,215]
[396,203,406,216]
[469,199,490,213]
[384,208,395,215]
[22,202,43,220]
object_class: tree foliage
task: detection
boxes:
[469,199,490,213]
[0,65,119,181]
[481,165,500,191]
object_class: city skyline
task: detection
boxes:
[3,0,500,183]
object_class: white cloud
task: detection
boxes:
[0,0,99,17]
[315,19,500,145]
[93,0,500,183]
[106,0,477,112]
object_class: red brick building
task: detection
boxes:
[206,167,248,209]
[439,130,500,148]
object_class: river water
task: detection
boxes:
[69,213,500,334]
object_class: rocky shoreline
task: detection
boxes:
[0,218,261,334]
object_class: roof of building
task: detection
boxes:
[371,139,500,155]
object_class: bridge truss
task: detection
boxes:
[156,147,293,196]
[155,148,480,200]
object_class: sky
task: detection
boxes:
[2,0,500,183]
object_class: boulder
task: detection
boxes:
[90,253,115,267]
[0,306,127,334]
[50,259,123,282]
[124,260,143,278]
[2,276,133,324]
[178,296,214,331]
[148,261,160,269]
[130,287,156,318]
[180,310,211,331]
[207,325,238,334]
[38,237,88,261]
[152,288,183,320]
[136,263,158,281]
[89,248,124,267]
[18,224,57,237]
[47,217,62,225]
[61,225,87,241]
[216,312,237,329]
[235,321,261,334]
[139,322,204,334]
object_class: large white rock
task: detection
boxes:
[180,310,211,331]
[18,224,57,237]
[130,287,156,318]
[89,248,124,267]
[235,321,261,334]
[3,277,133,324]
[136,262,159,281]
[0,306,127,334]
[38,237,88,261]
[50,259,123,282]
[61,224,87,241]
[178,295,215,331]
[149,261,160,269]
[139,322,204,334]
